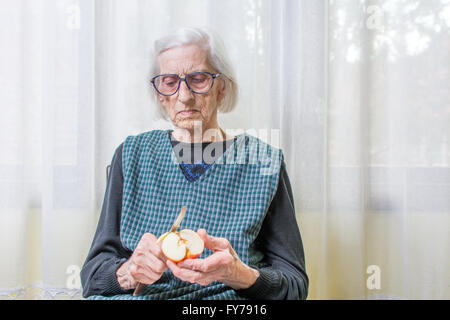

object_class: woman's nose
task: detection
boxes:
[177,80,194,102]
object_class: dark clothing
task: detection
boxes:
[81,134,308,299]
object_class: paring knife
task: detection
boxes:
[133,206,187,296]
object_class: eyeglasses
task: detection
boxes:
[151,72,221,96]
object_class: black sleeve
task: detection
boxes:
[80,143,133,298]
[235,160,309,300]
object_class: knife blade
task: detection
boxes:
[133,205,187,296]
[165,205,187,238]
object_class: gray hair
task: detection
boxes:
[148,27,238,120]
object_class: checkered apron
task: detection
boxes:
[92,129,282,300]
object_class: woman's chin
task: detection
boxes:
[174,117,205,130]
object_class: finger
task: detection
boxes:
[172,259,220,286]
[137,233,158,255]
[197,228,207,243]
[178,250,233,273]
[170,263,214,287]
[137,270,159,284]
[167,260,202,283]
[148,240,167,262]
[167,259,217,286]
[133,243,168,273]
[129,261,160,284]
[139,233,158,248]
[133,254,165,275]
[199,231,230,252]
[145,252,167,274]
[139,233,167,261]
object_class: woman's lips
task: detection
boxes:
[178,110,199,116]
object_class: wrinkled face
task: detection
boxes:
[157,44,225,131]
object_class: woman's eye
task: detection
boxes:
[190,76,206,83]
[163,78,178,86]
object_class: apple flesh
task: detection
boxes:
[160,229,204,262]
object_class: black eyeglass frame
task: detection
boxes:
[151,72,221,96]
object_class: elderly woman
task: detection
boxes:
[81,27,308,300]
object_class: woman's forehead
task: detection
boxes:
[158,44,213,74]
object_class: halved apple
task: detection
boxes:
[160,229,204,262]
[180,229,205,260]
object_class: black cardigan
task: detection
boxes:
[81,136,308,299]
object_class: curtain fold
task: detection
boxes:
[0,0,448,299]
[326,0,450,299]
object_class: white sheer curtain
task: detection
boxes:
[323,0,450,299]
[0,0,96,299]
[0,0,448,299]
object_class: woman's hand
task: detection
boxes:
[166,229,260,289]
[116,233,168,290]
